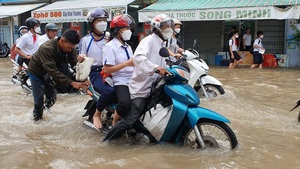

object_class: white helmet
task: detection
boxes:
[150,14,173,31]
[173,18,182,25]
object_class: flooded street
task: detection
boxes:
[0,57,300,169]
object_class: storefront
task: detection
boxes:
[32,0,136,37]
[138,0,300,67]
[0,2,46,47]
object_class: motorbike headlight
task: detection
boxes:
[175,68,190,81]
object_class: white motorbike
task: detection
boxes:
[181,45,225,99]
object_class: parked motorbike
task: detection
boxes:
[181,40,225,99]
[82,47,238,151]
[0,42,10,58]
[290,99,300,122]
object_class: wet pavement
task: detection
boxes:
[0,58,299,169]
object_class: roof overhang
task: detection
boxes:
[0,3,46,16]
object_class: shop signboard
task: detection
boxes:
[32,7,127,23]
[139,6,300,22]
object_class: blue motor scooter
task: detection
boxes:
[144,47,238,150]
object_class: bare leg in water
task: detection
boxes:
[93,109,102,130]
[112,110,120,126]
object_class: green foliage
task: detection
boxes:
[290,24,300,42]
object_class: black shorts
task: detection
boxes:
[229,51,241,63]
[253,51,263,64]
[18,57,30,67]
[245,46,251,51]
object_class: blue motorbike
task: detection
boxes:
[141,47,238,150]
[82,47,238,150]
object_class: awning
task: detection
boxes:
[0,16,9,19]
[139,0,300,22]
[0,3,46,16]
[31,0,135,23]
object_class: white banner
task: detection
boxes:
[32,7,127,23]
[139,6,300,22]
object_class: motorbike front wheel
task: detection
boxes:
[195,84,225,99]
[180,119,238,151]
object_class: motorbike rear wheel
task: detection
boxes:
[195,84,225,99]
[180,119,238,151]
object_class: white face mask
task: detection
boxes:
[122,30,132,41]
[95,21,107,32]
[20,32,27,36]
[174,28,181,34]
[260,35,264,39]
[235,35,239,38]
[161,27,173,40]
[35,27,41,34]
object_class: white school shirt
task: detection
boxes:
[38,34,57,46]
[103,38,134,86]
[129,33,167,99]
[16,31,40,55]
[243,34,252,46]
[79,33,107,66]
[229,38,238,51]
[168,36,178,53]
[253,38,263,52]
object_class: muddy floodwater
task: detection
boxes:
[0,58,299,169]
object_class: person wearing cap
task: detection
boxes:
[38,23,58,46]
[11,26,28,62]
[168,18,184,61]
[103,13,173,142]
[173,18,183,48]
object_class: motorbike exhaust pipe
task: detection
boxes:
[11,76,22,85]
[21,84,32,93]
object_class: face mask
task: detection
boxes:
[122,30,132,41]
[235,35,239,38]
[95,21,107,32]
[35,27,41,34]
[174,28,181,34]
[260,35,264,39]
[20,32,27,36]
[161,27,173,40]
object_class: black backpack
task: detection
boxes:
[249,39,261,54]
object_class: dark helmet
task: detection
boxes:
[110,14,135,29]
[25,17,40,29]
[86,7,109,24]
[45,23,58,31]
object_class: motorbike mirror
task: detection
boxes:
[159,47,170,58]
[193,39,197,48]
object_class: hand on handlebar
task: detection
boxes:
[154,67,172,76]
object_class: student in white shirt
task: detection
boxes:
[243,28,252,51]
[250,31,265,69]
[79,7,115,130]
[38,23,58,46]
[15,17,40,79]
[11,26,28,62]
[228,30,242,69]
[104,14,173,142]
[102,14,135,126]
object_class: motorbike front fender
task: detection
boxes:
[201,75,223,86]
[187,106,230,127]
